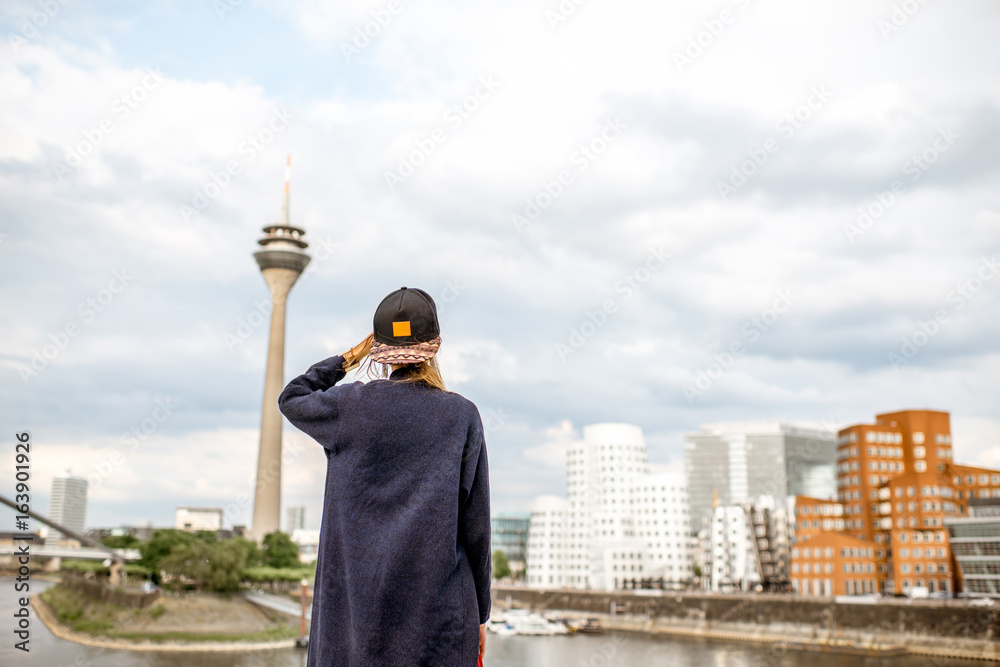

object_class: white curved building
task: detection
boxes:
[528,423,693,590]
[525,495,568,588]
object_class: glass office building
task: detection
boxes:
[947,499,1000,597]
[684,422,836,531]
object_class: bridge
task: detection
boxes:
[0,544,140,561]
[0,492,130,564]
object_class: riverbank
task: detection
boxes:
[33,583,299,652]
[494,586,1000,662]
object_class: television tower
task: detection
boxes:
[250,155,311,542]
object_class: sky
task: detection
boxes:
[0,0,998,532]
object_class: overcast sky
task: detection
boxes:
[1,0,998,532]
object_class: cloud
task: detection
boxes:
[523,420,578,469]
[1,0,999,523]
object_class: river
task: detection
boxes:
[1,578,982,666]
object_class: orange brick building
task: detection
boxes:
[790,531,878,597]
[792,495,845,543]
[877,472,954,594]
[796,409,1000,596]
[951,464,1000,505]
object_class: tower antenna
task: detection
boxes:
[281,154,291,225]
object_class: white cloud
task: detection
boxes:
[523,419,578,469]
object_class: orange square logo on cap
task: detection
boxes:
[392,321,411,337]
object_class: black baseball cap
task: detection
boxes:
[373,287,440,346]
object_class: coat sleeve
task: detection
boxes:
[277,355,349,449]
[458,409,491,624]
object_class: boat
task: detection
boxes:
[496,610,569,636]
[568,617,604,634]
[485,619,517,636]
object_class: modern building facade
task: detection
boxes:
[709,504,758,592]
[491,512,530,577]
[286,506,306,532]
[946,499,1000,597]
[706,496,790,592]
[46,472,88,545]
[250,155,312,543]
[684,422,836,531]
[175,507,223,532]
[527,423,693,591]
[632,473,692,584]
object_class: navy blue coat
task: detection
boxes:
[278,356,491,666]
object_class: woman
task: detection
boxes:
[278,286,491,667]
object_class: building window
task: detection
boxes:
[913,446,925,459]
[913,432,924,444]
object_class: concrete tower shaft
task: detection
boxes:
[250,155,311,543]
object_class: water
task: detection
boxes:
[1,578,982,666]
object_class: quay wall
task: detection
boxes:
[492,586,1000,661]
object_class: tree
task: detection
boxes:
[139,529,198,571]
[160,540,247,592]
[195,530,218,544]
[231,537,264,568]
[492,549,511,580]
[261,531,300,568]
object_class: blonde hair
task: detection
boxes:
[359,354,447,391]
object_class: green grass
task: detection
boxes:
[40,584,120,635]
[112,624,300,643]
[39,584,297,643]
[244,566,315,583]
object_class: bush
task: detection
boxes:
[125,564,152,577]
